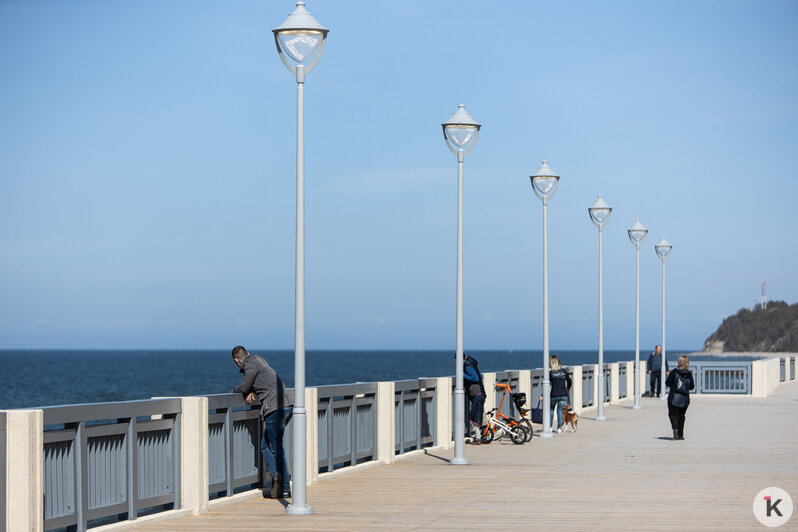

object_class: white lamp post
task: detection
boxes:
[588,195,612,421]
[530,161,560,438]
[655,237,672,401]
[442,104,481,465]
[627,220,648,410]
[272,1,328,516]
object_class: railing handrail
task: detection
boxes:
[41,397,182,426]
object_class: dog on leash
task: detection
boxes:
[562,404,578,432]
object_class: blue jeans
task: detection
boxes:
[468,393,485,428]
[550,396,568,429]
[262,406,292,492]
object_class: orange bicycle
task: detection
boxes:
[479,383,532,444]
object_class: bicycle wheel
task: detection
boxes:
[519,419,534,441]
[480,425,494,444]
[510,426,527,445]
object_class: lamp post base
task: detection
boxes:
[596,415,606,421]
[632,404,641,410]
[540,431,553,438]
[286,503,314,516]
[449,456,470,466]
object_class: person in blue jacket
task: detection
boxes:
[463,354,486,443]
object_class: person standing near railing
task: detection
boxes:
[548,355,572,434]
[647,345,669,398]
[231,346,293,499]
[463,354,485,444]
[665,355,695,440]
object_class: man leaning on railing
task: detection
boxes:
[231,345,293,499]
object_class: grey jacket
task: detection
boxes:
[232,354,292,418]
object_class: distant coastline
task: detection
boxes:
[688,351,796,358]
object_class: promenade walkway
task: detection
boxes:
[133,381,798,531]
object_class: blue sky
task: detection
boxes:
[1,1,796,350]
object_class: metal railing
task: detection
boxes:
[618,364,628,399]
[494,371,521,419]
[396,379,435,455]
[603,364,612,403]
[42,399,182,531]
[318,383,377,472]
[581,365,595,407]
[792,358,796,380]
[780,359,786,382]
[691,361,751,394]
[205,394,269,498]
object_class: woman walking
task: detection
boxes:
[665,355,695,440]
[548,355,572,434]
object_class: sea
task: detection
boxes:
[0,349,761,410]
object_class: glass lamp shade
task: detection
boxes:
[444,125,479,150]
[277,30,324,64]
[628,219,648,246]
[529,161,560,201]
[441,105,481,153]
[655,237,673,261]
[588,195,612,228]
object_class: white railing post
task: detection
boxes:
[625,362,633,400]
[518,370,532,412]
[305,387,319,484]
[179,397,209,516]
[570,366,583,414]
[435,377,452,449]
[2,409,43,532]
[482,372,497,413]
[610,363,620,403]
[376,382,395,463]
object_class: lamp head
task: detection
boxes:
[588,194,612,230]
[442,105,481,156]
[273,2,329,74]
[529,161,560,203]
[655,236,673,262]
[628,219,648,247]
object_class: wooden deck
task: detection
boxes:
[133,382,798,531]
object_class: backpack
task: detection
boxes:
[670,372,690,408]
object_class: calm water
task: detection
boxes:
[0,349,755,410]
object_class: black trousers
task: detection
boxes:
[668,403,688,436]
[650,371,662,396]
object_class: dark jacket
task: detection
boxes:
[232,353,292,418]
[463,356,485,398]
[549,368,572,398]
[665,368,695,407]
[647,352,669,373]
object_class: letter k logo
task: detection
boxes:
[765,496,784,517]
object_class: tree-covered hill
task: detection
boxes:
[703,301,798,352]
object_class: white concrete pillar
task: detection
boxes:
[434,377,452,449]
[2,409,43,532]
[305,387,319,484]
[518,370,532,414]
[625,362,634,401]
[640,360,648,396]
[376,382,395,463]
[610,363,620,404]
[751,360,764,397]
[482,372,497,414]
[179,397,209,516]
[570,366,583,414]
